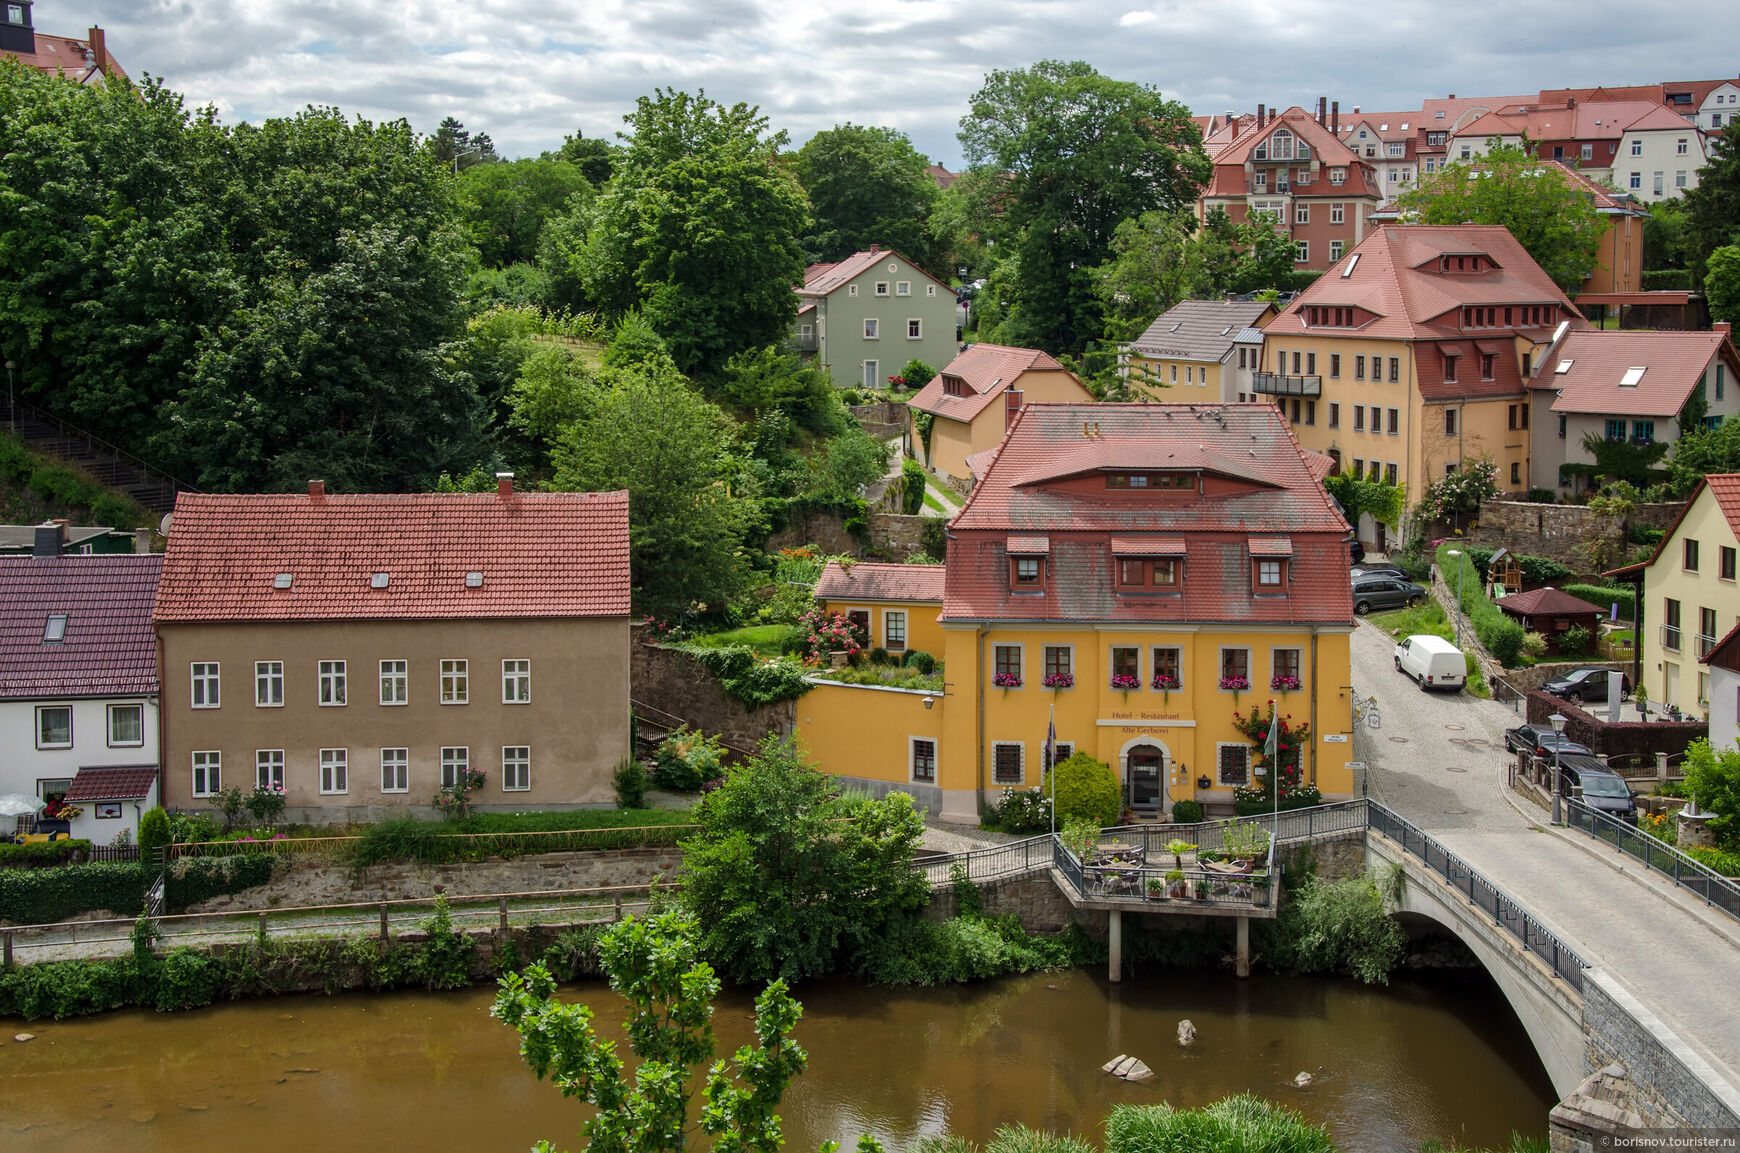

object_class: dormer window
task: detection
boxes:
[1249,538,1291,593]
[1256,559,1285,587]
[1105,472,1193,490]
[942,374,970,397]
[1269,130,1295,161]
[1012,557,1042,587]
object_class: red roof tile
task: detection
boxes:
[797,249,946,297]
[1110,536,1185,556]
[0,555,161,699]
[64,766,158,802]
[907,344,1082,423]
[1702,619,1740,674]
[815,561,944,603]
[6,29,127,84]
[1496,586,1607,617]
[153,490,630,623]
[943,403,1351,624]
[1531,329,1735,416]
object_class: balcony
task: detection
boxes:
[1251,372,1322,397]
[1662,625,1682,652]
[1699,633,1718,659]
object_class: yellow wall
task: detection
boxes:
[920,369,1094,482]
[1126,356,1222,400]
[1414,392,1529,501]
[794,680,944,790]
[1642,487,1740,716]
[819,598,945,658]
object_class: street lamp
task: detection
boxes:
[4,359,13,432]
[1549,712,1568,825]
[1445,549,1464,650]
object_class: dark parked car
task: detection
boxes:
[1553,755,1638,823]
[1540,666,1633,705]
[1352,576,1426,615]
[1350,565,1409,582]
[1502,724,1593,759]
[1349,536,1366,564]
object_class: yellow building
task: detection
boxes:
[1258,224,1589,545]
[814,561,945,658]
[1122,299,1275,404]
[908,344,1094,486]
[797,402,1358,824]
[1613,475,1740,716]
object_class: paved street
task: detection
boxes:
[1350,619,1740,1096]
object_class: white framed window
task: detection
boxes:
[503,746,531,792]
[863,360,878,389]
[896,280,911,296]
[319,748,348,795]
[441,747,470,789]
[1294,204,1309,225]
[884,611,907,652]
[502,659,531,704]
[380,748,409,794]
[191,662,220,708]
[991,741,1024,785]
[1676,170,1688,189]
[107,703,144,748]
[191,751,221,798]
[864,318,880,339]
[1630,171,1642,190]
[1330,203,1344,225]
[1631,139,1643,156]
[1581,143,1593,161]
[317,660,346,706]
[848,284,858,296]
[440,659,468,704]
[380,659,407,705]
[906,319,922,339]
[992,643,1024,687]
[255,660,284,707]
[798,324,812,340]
[255,749,285,790]
[910,737,937,784]
[1330,240,1344,261]
[926,284,936,297]
[1216,742,1251,788]
[35,705,72,749]
[1388,142,1404,157]
[1654,171,1664,196]
[1294,241,1309,263]
[874,281,889,296]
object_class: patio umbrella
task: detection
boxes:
[0,793,45,818]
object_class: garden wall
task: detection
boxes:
[1464,501,1681,570]
[762,509,938,561]
[1504,662,1630,695]
[1525,691,1707,758]
[847,402,908,442]
[631,640,796,753]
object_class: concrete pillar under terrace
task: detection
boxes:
[1108,909,1123,983]
[1236,916,1251,978]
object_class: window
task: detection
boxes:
[1606,418,1627,441]
[315,660,346,706]
[191,662,220,708]
[1511,462,1521,485]
[1443,354,1458,383]
[1330,203,1345,226]
[848,284,858,296]
[992,742,1024,785]
[192,751,221,798]
[1677,171,1688,189]
[1581,143,1593,161]
[1388,408,1399,435]
[1685,538,1701,572]
[863,360,878,389]
[906,319,922,339]
[1716,114,1725,128]
[1294,204,1309,225]
[926,284,936,297]
[884,611,907,652]
[441,747,470,789]
[503,659,531,704]
[1330,167,1346,184]
[1256,559,1284,587]
[255,661,284,707]
[1110,646,1140,687]
[1352,457,1365,478]
[1705,606,1722,653]
[108,703,144,747]
[896,280,911,296]
[1481,354,1495,380]
[1634,420,1655,443]
[863,319,879,339]
[1632,140,1644,156]
[1290,398,1301,423]
[994,644,1022,685]
[1444,408,1458,436]
[42,614,66,643]
[1664,598,1682,650]
[1329,354,1341,379]
[1238,348,1247,369]
[1118,557,1147,587]
[1508,404,1519,430]
[1630,171,1642,190]
[1677,138,1689,156]
[1721,364,1728,401]
[35,705,72,749]
[1330,240,1343,261]
[1354,406,1366,432]
[1305,400,1316,426]
[255,749,285,790]
[1217,743,1251,788]
[1654,172,1664,196]
[5,5,25,25]
[1045,742,1075,770]
[1012,557,1042,587]
[911,738,937,783]
[1044,646,1072,685]
[381,748,409,794]
[440,659,468,704]
[1273,648,1301,687]
[1329,402,1340,428]
[1386,462,1398,485]
[1294,241,1309,263]
[1151,646,1181,689]
[1721,546,1736,581]
[319,749,348,794]
[1355,355,1365,381]
[874,281,889,296]
[380,659,407,705]
[1460,144,1472,160]
[797,324,812,341]
[1221,648,1249,686]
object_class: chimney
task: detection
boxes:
[1715,321,1732,343]
[1332,101,1339,133]
[1318,96,1327,125]
[308,479,325,500]
[33,521,64,557]
[87,26,107,74]
[1257,103,1266,129]
[869,244,881,254]
[134,527,152,554]
[496,472,515,498]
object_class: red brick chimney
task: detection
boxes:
[869,244,881,255]
[308,479,325,500]
[1257,104,1266,129]
[496,472,515,498]
[1332,101,1340,133]
[87,26,107,74]
[1715,321,1732,344]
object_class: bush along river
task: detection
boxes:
[0,965,1553,1153]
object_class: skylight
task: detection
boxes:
[1620,367,1646,387]
[465,572,484,588]
[370,573,390,589]
[1341,253,1360,277]
[273,573,293,589]
[43,614,66,643]
[1555,360,1574,374]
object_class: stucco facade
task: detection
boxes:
[0,697,158,840]
[1634,480,1740,718]
[794,250,958,390]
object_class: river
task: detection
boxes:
[0,966,1553,1152]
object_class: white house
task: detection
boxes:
[1704,623,1740,751]
[0,547,162,843]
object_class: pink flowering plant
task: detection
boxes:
[1043,672,1075,690]
[1219,675,1250,691]
[245,782,287,824]
[1151,673,1180,691]
[993,671,1024,689]
[1110,673,1141,691]
[434,769,487,820]
[795,606,869,665]
[1270,674,1301,692]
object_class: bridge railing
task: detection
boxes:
[1367,801,1586,991]
[918,835,1053,887]
[1565,800,1740,924]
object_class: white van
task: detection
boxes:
[1394,634,1467,692]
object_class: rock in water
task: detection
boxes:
[1294,1071,1313,1087]
[1177,1019,1197,1046]
[1123,1060,1154,1082]
[1101,1054,1129,1074]
[14,1033,35,1043]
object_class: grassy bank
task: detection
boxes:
[1367,600,1491,698]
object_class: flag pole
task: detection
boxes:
[1266,699,1281,838]
[1047,702,1058,839]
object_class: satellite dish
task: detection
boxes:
[158,512,173,536]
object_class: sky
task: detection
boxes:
[56,0,1740,167]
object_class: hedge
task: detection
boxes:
[1642,269,1692,291]
[0,840,92,868]
[1565,584,1638,624]
[0,856,275,924]
[1524,691,1707,758]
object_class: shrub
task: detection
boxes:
[677,642,813,708]
[1518,555,1575,585]
[153,947,222,1011]
[993,787,1052,834]
[165,855,276,910]
[0,861,149,923]
[1043,753,1122,827]
[1643,268,1692,291]
[1487,617,1526,666]
[167,811,221,845]
[652,726,725,791]
[1525,488,1558,504]
[1520,631,1549,660]
[1260,873,1405,985]
[840,388,863,406]
[1566,584,1637,623]
[613,758,647,809]
[1170,799,1204,825]
[868,646,890,665]
[1105,1096,1335,1153]
[903,649,936,673]
[0,839,91,868]
[1685,846,1740,876]
[138,808,171,855]
[864,912,1080,986]
[1559,625,1593,656]
[901,458,926,515]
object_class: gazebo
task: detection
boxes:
[1496,586,1606,654]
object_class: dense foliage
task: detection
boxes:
[1258,872,1407,985]
[0,856,274,924]
[1102,1096,1336,1153]
[795,124,942,268]
[1042,752,1123,827]
[1682,739,1740,848]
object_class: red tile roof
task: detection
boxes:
[943,402,1352,624]
[0,555,162,699]
[797,249,946,297]
[6,29,126,84]
[1530,329,1734,417]
[815,561,945,603]
[907,344,1083,423]
[153,489,630,623]
[1702,619,1740,674]
[1496,586,1607,618]
[64,766,158,802]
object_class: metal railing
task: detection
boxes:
[1661,624,1682,652]
[629,698,760,758]
[168,822,699,861]
[1251,372,1322,397]
[1492,676,1528,715]
[1053,837,1278,911]
[1564,800,1740,924]
[13,398,198,499]
[919,835,1053,887]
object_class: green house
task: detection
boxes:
[0,522,142,556]
[794,247,960,389]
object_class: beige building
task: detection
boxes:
[1123,299,1275,404]
[907,344,1094,485]
[1615,475,1740,718]
[153,480,632,822]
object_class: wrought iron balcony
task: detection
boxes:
[1251,372,1322,397]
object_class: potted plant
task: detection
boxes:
[1146,876,1167,901]
[1061,816,1100,864]
[1634,681,1649,719]
[1166,869,1187,898]
[1164,839,1197,870]
[1193,877,1209,901]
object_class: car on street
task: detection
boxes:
[1352,576,1426,615]
[1553,754,1638,823]
[1350,565,1409,582]
[1539,666,1633,705]
[1394,634,1467,691]
[1502,724,1593,759]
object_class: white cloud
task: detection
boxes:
[60,0,1740,167]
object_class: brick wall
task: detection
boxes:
[631,641,797,752]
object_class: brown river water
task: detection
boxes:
[0,966,1553,1152]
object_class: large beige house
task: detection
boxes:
[907,344,1094,485]
[153,479,631,822]
[1123,299,1276,404]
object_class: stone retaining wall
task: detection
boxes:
[1463,501,1680,571]
[631,640,797,751]
[1503,661,1630,695]
[1580,970,1740,1131]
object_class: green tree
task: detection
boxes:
[1568,430,1669,489]
[897,358,936,391]
[1398,144,1603,292]
[549,130,619,186]
[958,60,1211,354]
[492,910,811,1153]
[794,124,941,267]
[807,427,889,507]
[1094,211,1211,338]
[678,736,930,984]
[1325,472,1406,534]
[1681,130,1740,285]
[1682,739,1740,846]
[1042,752,1122,826]
[1706,245,1740,324]
[429,116,496,170]
[1669,419,1740,495]
[548,360,760,615]
[457,158,593,268]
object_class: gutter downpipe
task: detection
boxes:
[1310,625,1320,787]
[976,623,989,811]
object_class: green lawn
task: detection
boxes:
[688,624,793,657]
[922,487,947,513]
[1366,600,1490,698]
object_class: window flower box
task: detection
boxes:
[1043,672,1074,690]
[1151,673,1180,696]
[1110,673,1141,691]
[992,672,1024,690]
[1270,674,1301,692]
[1219,675,1250,691]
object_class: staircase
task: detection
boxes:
[9,402,194,517]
